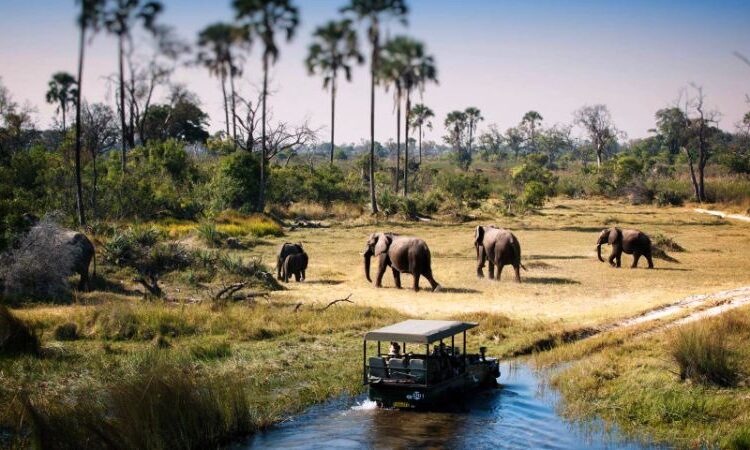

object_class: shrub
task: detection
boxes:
[196,222,226,248]
[436,172,490,206]
[652,233,686,252]
[522,181,547,209]
[670,320,738,386]
[0,217,75,302]
[208,151,261,213]
[377,190,400,216]
[655,189,685,207]
[0,305,39,355]
[53,322,79,341]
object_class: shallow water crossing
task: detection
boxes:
[240,363,657,449]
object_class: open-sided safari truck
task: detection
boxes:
[363,320,500,409]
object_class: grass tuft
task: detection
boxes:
[53,322,78,341]
[670,317,739,387]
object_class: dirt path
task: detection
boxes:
[579,286,750,342]
[694,208,750,223]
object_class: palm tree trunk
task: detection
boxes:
[220,72,230,139]
[395,88,401,193]
[62,106,67,136]
[258,51,268,212]
[92,154,98,220]
[368,30,378,213]
[418,124,422,164]
[404,90,411,196]
[118,34,127,173]
[74,18,86,227]
[330,74,336,165]
[229,69,238,148]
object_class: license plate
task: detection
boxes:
[393,401,411,408]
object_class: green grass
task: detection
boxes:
[549,307,750,448]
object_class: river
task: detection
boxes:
[238,362,657,449]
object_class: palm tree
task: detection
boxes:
[305,19,363,165]
[342,0,408,213]
[409,103,433,164]
[399,38,436,195]
[197,23,248,146]
[445,110,469,169]
[379,38,407,192]
[72,0,105,227]
[45,72,78,134]
[464,106,482,156]
[234,0,299,212]
[521,110,543,153]
[103,0,163,172]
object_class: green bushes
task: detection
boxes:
[436,171,490,207]
[196,222,225,248]
[208,151,261,213]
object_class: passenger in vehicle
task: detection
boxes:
[388,342,401,357]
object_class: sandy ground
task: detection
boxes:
[248,199,750,327]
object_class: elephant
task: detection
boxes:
[282,252,308,282]
[276,242,304,280]
[363,232,440,292]
[596,227,654,269]
[474,225,526,282]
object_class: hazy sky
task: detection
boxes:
[1,0,749,144]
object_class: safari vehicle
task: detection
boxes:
[363,320,500,409]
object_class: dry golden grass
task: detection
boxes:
[250,198,750,328]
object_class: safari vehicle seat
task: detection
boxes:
[387,358,410,380]
[409,358,438,384]
[369,357,388,378]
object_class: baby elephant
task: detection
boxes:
[282,252,308,282]
[475,225,526,282]
[596,227,653,269]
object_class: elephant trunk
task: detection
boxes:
[597,243,604,262]
[363,247,373,282]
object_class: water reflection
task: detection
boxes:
[240,363,655,450]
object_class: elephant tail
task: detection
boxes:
[510,235,527,271]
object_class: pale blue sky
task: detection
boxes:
[1,0,748,143]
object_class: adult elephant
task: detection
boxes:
[596,227,654,269]
[475,225,525,282]
[363,233,440,292]
[276,243,304,280]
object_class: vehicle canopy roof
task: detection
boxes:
[364,320,477,344]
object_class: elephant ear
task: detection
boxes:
[374,233,392,255]
[474,226,484,246]
[608,228,622,245]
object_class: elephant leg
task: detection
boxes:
[646,250,654,269]
[616,254,622,268]
[476,246,486,278]
[277,258,283,280]
[497,264,504,281]
[294,271,301,282]
[375,256,388,288]
[78,269,89,291]
[608,251,616,267]
[413,272,421,292]
[488,261,495,280]
[301,269,306,281]
[392,268,402,289]
[632,252,641,268]
[513,264,521,282]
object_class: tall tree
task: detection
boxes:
[379,37,407,192]
[305,19,363,164]
[398,37,436,195]
[409,103,433,164]
[234,0,299,212]
[103,0,163,172]
[72,0,105,227]
[196,23,248,146]
[521,110,543,153]
[676,85,719,202]
[444,110,469,170]
[342,0,408,213]
[573,104,619,167]
[82,102,117,219]
[464,106,482,156]
[45,72,78,133]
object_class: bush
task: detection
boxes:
[652,233,686,252]
[0,217,76,302]
[208,151,261,213]
[0,305,40,355]
[655,189,685,207]
[436,172,490,206]
[522,181,547,209]
[670,320,738,387]
[196,222,226,248]
[53,322,79,341]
